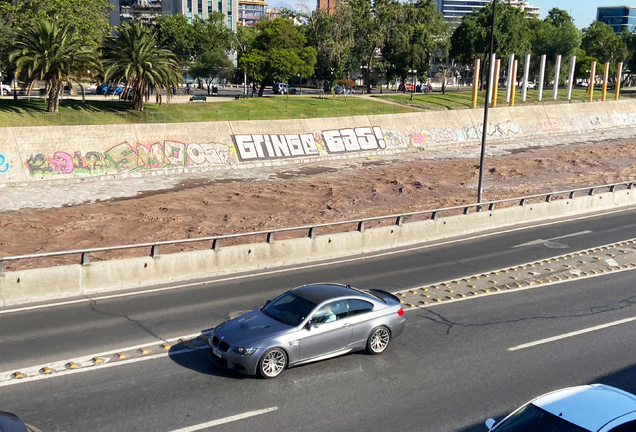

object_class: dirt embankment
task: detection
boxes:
[1,138,636,267]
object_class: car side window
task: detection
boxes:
[609,420,636,432]
[347,299,373,317]
[312,301,348,324]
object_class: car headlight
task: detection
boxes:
[233,347,257,355]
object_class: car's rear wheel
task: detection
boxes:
[367,326,390,354]
[258,348,287,379]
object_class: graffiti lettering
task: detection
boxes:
[0,153,9,173]
[541,119,560,132]
[321,127,386,153]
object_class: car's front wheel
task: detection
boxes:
[258,348,287,379]
[367,326,390,354]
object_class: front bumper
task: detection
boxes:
[208,345,261,376]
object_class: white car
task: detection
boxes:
[486,384,636,431]
[525,81,535,90]
[1,83,10,96]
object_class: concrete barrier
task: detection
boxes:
[1,187,634,306]
[2,100,636,186]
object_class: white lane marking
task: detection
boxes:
[0,346,208,388]
[167,407,278,432]
[1,206,633,316]
[507,316,636,351]
[512,230,593,248]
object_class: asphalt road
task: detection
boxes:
[2,206,636,431]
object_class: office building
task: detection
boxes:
[163,0,239,29]
[107,0,164,26]
[436,0,540,26]
[597,6,636,34]
[317,0,340,15]
[238,0,268,26]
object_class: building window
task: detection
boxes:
[227,0,232,13]
[219,0,222,11]
[198,0,203,13]
[187,0,192,12]
[208,0,213,14]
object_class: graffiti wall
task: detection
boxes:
[2,101,636,185]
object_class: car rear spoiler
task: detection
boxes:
[368,289,400,304]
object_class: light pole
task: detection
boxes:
[232,32,248,96]
[360,65,368,94]
[297,73,301,95]
[409,69,417,100]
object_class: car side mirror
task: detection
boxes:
[264,300,272,306]
[306,319,318,330]
[485,419,496,430]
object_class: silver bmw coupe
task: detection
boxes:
[208,283,406,378]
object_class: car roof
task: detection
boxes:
[291,283,372,304]
[532,384,636,431]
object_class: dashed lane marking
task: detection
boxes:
[167,407,278,432]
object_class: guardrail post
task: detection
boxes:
[396,216,403,226]
[545,194,552,203]
[81,252,90,266]
[588,188,594,196]
[519,199,526,207]
[569,191,576,199]
[357,221,365,232]
[488,203,495,211]
[463,206,470,215]
[610,185,616,192]
[308,227,316,239]
[212,239,220,251]
[151,245,160,258]
[0,259,3,273]
[629,183,634,190]
[431,211,438,220]
[267,232,275,244]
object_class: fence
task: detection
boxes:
[1,180,634,273]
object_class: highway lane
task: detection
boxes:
[2,206,636,374]
[1,264,636,431]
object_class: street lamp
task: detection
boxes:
[408,69,417,101]
[360,64,368,94]
[297,73,301,95]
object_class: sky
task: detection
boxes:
[532,0,623,29]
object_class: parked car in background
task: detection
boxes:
[208,283,406,378]
[485,384,636,431]
[334,85,355,94]
[273,83,296,95]
[1,84,10,96]
[525,81,535,89]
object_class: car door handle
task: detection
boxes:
[342,322,351,327]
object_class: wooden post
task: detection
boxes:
[472,58,481,109]
[588,61,596,102]
[615,62,623,100]
[509,59,518,107]
[492,59,501,107]
[602,62,609,101]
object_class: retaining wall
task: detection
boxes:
[1,188,635,306]
[2,100,636,186]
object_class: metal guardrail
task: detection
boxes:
[1,181,634,272]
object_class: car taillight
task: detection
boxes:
[397,308,404,317]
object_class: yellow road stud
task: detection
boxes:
[473,276,480,279]
[515,282,522,287]
[510,276,518,280]
[590,270,598,274]
[564,264,571,268]
[600,269,606,273]
[411,290,418,294]
[489,280,497,284]
[468,284,476,288]
[11,372,24,379]
[66,362,78,369]
[445,289,454,293]
[545,278,552,283]
[453,281,461,284]
[138,348,149,355]
[91,357,104,365]
[535,279,543,284]
[400,300,405,304]
[421,294,430,298]
[481,289,490,293]
[470,291,479,295]
[115,353,126,359]
[492,272,499,275]
[546,268,553,272]
[579,261,586,264]
[445,296,454,300]
[406,303,416,308]
[555,276,561,281]
[492,287,501,291]
[420,288,429,292]
[503,270,509,273]
[433,298,442,302]
[39,367,52,374]
[607,253,615,257]
[433,285,440,289]
[399,293,406,297]
[456,293,467,298]
[442,283,450,287]
[419,301,429,305]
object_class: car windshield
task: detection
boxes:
[261,292,317,327]
[494,404,588,432]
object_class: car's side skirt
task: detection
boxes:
[289,349,352,367]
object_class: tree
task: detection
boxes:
[582,21,628,77]
[0,0,111,86]
[349,0,385,93]
[10,19,100,112]
[102,21,182,111]
[240,18,317,97]
[189,50,233,94]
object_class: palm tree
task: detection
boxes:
[10,19,100,113]
[102,21,182,111]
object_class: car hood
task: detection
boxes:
[214,309,295,347]
[0,411,28,432]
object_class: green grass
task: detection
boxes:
[0,95,413,127]
[375,88,636,110]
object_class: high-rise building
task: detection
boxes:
[238,0,268,26]
[436,0,540,26]
[107,0,239,30]
[597,6,636,34]
[317,0,339,15]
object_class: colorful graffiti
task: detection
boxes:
[0,153,10,173]
[408,121,524,146]
[26,141,235,177]
[232,128,387,162]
